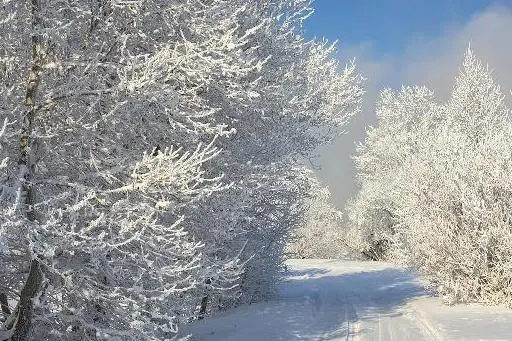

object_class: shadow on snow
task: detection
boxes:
[181,265,428,340]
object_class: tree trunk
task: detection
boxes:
[198,277,212,320]
[198,295,208,320]
[10,261,43,341]
[0,293,10,317]
[10,0,45,339]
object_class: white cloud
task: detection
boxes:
[402,4,512,99]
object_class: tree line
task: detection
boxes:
[0,0,362,340]
[346,49,512,307]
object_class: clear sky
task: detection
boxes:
[304,1,503,57]
[303,1,512,209]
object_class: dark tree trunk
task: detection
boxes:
[10,261,43,341]
[0,293,10,317]
[198,295,209,320]
[10,0,45,339]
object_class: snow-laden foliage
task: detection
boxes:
[348,49,512,306]
[176,0,363,309]
[393,51,512,306]
[0,0,363,340]
[346,86,440,259]
[288,174,361,260]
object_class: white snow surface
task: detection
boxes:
[181,259,512,340]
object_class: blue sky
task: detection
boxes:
[304,1,512,208]
[304,1,508,57]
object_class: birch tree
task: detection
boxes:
[1,1,247,339]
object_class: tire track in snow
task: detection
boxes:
[406,305,447,341]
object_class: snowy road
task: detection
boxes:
[181,260,434,340]
[181,260,512,340]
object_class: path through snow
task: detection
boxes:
[180,259,512,340]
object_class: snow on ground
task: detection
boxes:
[180,259,512,341]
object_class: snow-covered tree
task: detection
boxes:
[1,1,245,339]
[179,0,363,309]
[346,86,440,259]
[1,0,363,339]
[350,48,512,306]
[287,173,359,259]
[392,50,512,306]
